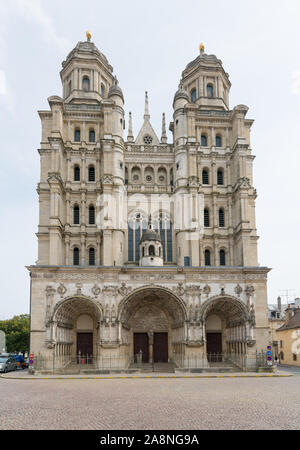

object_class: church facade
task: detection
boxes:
[28,34,270,368]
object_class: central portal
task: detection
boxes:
[153,332,168,362]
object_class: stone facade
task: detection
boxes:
[28,35,270,366]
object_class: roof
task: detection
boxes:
[62,40,113,72]
[140,229,162,244]
[277,309,300,331]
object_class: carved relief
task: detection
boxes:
[91,284,101,297]
[234,284,243,297]
[173,282,185,297]
[57,283,67,297]
[203,284,211,297]
[118,282,132,297]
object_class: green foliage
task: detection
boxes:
[0,314,30,354]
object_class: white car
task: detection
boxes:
[0,356,18,373]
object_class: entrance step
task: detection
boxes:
[153,363,175,373]
[129,362,176,373]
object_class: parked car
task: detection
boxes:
[0,356,18,373]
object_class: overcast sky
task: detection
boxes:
[0,0,299,319]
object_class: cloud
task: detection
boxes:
[14,0,70,53]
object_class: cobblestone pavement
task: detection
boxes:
[0,370,299,430]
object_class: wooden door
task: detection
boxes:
[134,333,149,363]
[77,332,93,357]
[153,332,168,363]
[206,332,222,362]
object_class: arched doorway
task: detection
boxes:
[200,295,251,358]
[51,296,103,360]
[118,286,187,364]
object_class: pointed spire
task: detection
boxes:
[127,112,134,142]
[144,91,150,121]
[161,113,167,144]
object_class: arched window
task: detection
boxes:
[128,213,148,262]
[217,169,224,185]
[74,205,80,225]
[190,88,197,103]
[100,83,105,97]
[220,249,226,266]
[74,165,80,181]
[89,205,95,225]
[73,247,80,265]
[89,247,95,266]
[202,169,209,185]
[74,129,81,142]
[125,167,128,185]
[155,212,173,262]
[201,134,207,146]
[207,84,213,98]
[205,249,211,266]
[170,168,173,186]
[219,208,225,227]
[204,208,210,227]
[149,245,155,256]
[88,166,95,182]
[82,76,90,92]
[89,129,95,142]
[216,135,222,147]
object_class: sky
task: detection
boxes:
[0,0,299,319]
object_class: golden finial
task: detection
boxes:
[199,42,205,52]
[86,30,92,41]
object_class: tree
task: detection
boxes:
[0,314,30,354]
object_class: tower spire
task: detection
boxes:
[144,91,150,121]
[127,111,134,142]
[161,113,167,144]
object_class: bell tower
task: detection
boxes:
[60,31,115,104]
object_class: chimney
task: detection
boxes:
[285,305,293,325]
[277,296,281,311]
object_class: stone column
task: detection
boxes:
[148,331,153,364]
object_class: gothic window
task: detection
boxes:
[219,208,225,227]
[149,245,155,256]
[216,135,222,147]
[88,166,95,182]
[74,129,81,142]
[217,169,224,185]
[89,205,95,225]
[125,167,128,185]
[128,213,148,262]
[82,76,90,92]
[154,212,173,263]
[205,249,211,266]
[207,84,213,98]
[128,212,173,263]
[202,169,209,184]
[89,247,95,266]
[89,129,95,142]
[201,134,207,146]
[190,88,197,103]
[74,205,80,225]
[220,249,226,266]
[73,247,80,265]
[74,165,80,181]
[204,208,210,227]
